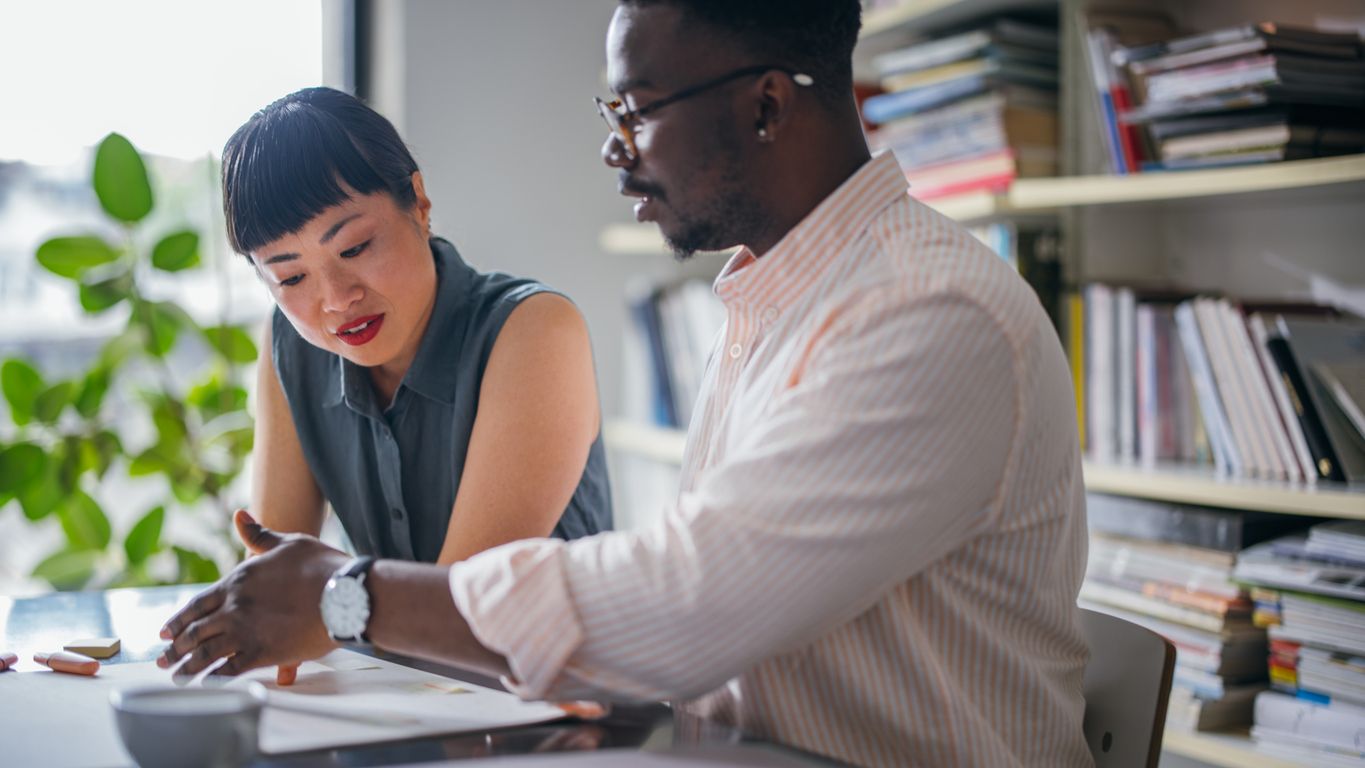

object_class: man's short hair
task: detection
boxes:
[221,87,419,257]
[621,0,863,109]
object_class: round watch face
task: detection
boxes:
[321,576,370,640]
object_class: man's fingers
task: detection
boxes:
[170,633,237,680]
[159,583,225,641]
[277,663,299,686]
[234,509,285,555]
[158,614,227,668]
[205,650,261,681]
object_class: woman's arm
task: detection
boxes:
[435,293,600,565]
[251,320,327,537]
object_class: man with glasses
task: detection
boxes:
[161,2,1092,765]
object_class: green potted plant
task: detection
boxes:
[0,133,257,590]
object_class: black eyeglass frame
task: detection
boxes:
[595,65,814,158]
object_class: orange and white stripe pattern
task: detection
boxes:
[450,152,1092,767]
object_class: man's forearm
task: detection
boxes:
[366,559,512,681]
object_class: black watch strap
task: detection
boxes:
[340,555,377,580]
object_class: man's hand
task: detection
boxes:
[157,509,348,680]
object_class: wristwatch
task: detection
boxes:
[320,556,376,646]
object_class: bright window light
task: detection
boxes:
[1,0,324,164]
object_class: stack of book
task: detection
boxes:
[1233,520,1365,763]
[1069,285,1365,482]
[1086,17,1365,172]
[862,18,1059,199]
[1080,493,1314,730]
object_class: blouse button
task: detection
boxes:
[728,343,743,359]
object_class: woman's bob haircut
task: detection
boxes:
[221,86,420,256]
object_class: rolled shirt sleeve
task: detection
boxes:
[450,289,1019,703]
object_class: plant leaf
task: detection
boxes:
[98,329,141,371]
[137,302,183,357]
[203,325,258,364]
[32,549,99,591]
[17,458,63,521]
[1,359,45,425]
[58,490,113,551]
[151,230,200,272]
[93,133,153,223]
[124,506,165,565]
[35,236,120,279]
[0,443,46,495]
[188,376,248,422]
[173,546,221,584]
[90,430,123,478]
[129,446,179,477]
[74,367,112,418]
[33,381,75,424]
[151,396,189,451]
[79,271,133,313]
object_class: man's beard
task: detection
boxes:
[662,180,767,261]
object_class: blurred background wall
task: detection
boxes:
[357,0,699,416]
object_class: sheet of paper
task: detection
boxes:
[0,649,565,767]
[406,745,832,767]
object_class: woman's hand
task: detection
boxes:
[157,510,348,679]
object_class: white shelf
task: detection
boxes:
[1084,463,1365,520]
[599,156,1365,246]
[1012,154,1365,209]
[861,0,1055,40]
[599,223,670,255]
[1162,729,1309,768]
[606,421,1365,519]
[924,154,1365,222]
[604,419,689,466]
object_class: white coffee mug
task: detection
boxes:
[110,684,267,768]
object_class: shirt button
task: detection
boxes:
[762,307,779,324]
[391,508,404,520]
[728,343,743,359]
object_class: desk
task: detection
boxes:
[0,585,841,767]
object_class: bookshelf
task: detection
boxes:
[603,419,688,466]
[1084,464,1365,520]
[606,419,1365,519]
[599,154,1365,248]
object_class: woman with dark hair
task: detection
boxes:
[224,87,611,582]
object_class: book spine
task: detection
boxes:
[1086,284,1117,462]
[1175,302,1240,474]
[629,289,679,428]
[1085,28,1129,174]
[1218,300,1296,481]
[1068,292,1087,453]
[1137,304,1156,465]
[1248,315,1318,483]
[1264,336,1344,481]
[1118,288,1137,462]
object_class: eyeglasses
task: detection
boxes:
[595,65,814,160]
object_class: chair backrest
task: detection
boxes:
[1079,608,1177,768]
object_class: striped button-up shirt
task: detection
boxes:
[450,152,1092,767]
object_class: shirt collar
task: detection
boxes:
[326,237,473,415]
[713,151,906,312]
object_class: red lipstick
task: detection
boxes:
[336,314,384,346]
